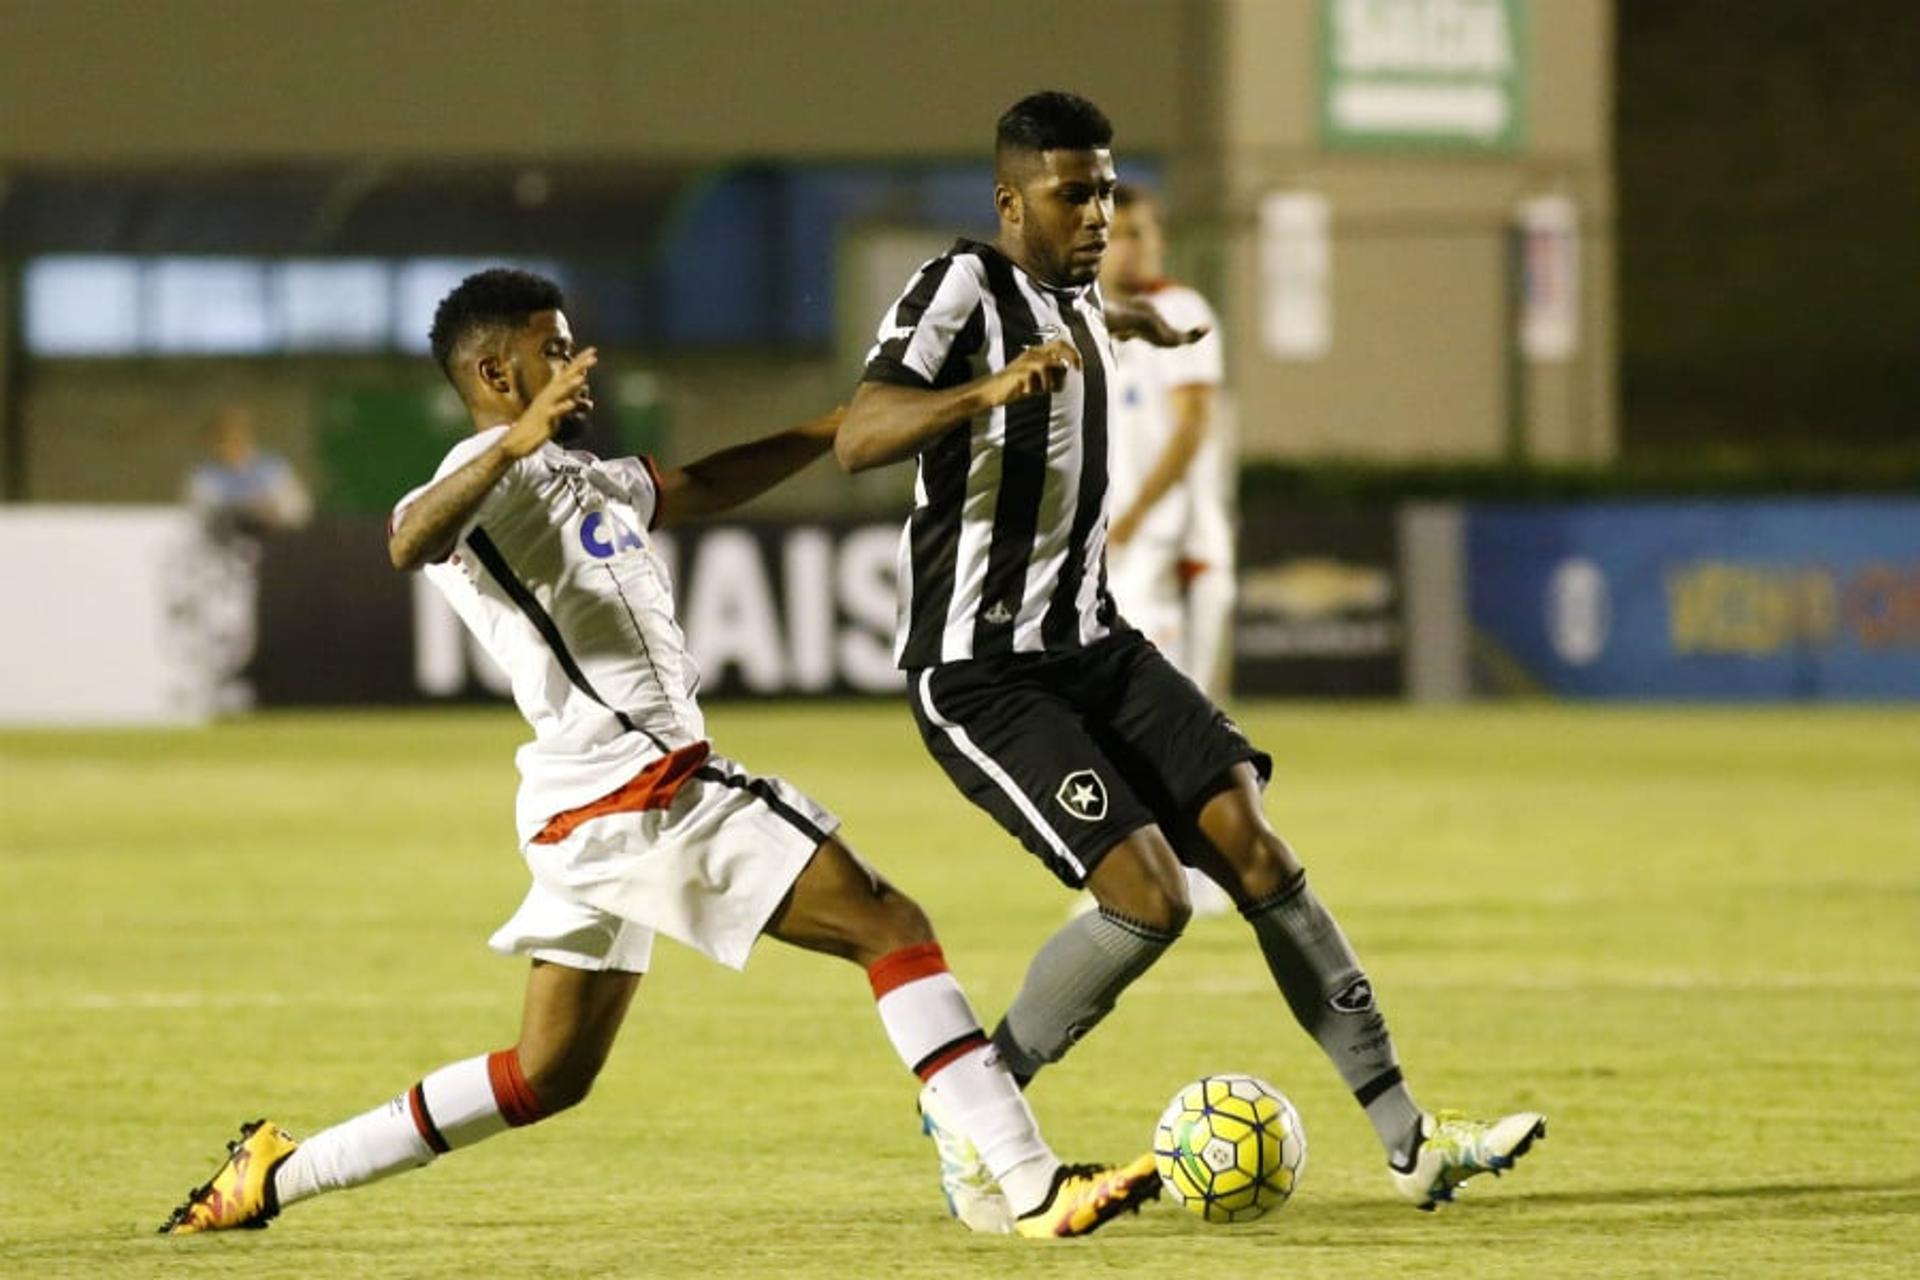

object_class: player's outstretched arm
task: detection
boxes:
[388,447,518,570]
[835,339,1081,473]
[1106,296,1209,348]
[389,349,596,570]
[650,406,845,529]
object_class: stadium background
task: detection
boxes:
[1,2,1915,1277]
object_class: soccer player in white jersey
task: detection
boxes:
[160,268,1159,1241]
[1101,183,1234,698]
[838,91,1545,1230]
[1100,182,1236,917]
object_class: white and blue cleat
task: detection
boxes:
[1391,1109,1547,1211]
[917,1081,1015,1234]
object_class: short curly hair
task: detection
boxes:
[428,268,566,385]
[996,91,1113,156]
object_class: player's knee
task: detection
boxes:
[1153,883,1195,935]
[1200,796,1300,902]
[1096,874,1192,935]
[1226,832,1299,902]
[1129,887,1193,936]
[1089,837,1193,935]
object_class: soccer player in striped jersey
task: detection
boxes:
[838,92,1545,1228]
[159,268,1158,1241]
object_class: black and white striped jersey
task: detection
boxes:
[863,238,1123,669]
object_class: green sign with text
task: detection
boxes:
[1320,0,1528,150]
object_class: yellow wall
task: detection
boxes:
[1,0,1197,163]
[5,0,1615,487]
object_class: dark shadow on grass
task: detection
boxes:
[1481,1175,1920,1212]
[1113,1176,1920,1242]
[1338,1176,1920,1236]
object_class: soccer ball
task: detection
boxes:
[1153,1074,1306,1223]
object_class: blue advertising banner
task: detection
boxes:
[1466,501,1920,700]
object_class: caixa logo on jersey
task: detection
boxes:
[579,510,646,560]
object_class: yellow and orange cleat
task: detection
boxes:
[1013,1155,1161,1239]
[160,1119,300,1235]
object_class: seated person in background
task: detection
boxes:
[184,404,313,536]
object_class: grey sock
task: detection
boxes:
[991,907,1180,1084]
[1245,871,1425,1165]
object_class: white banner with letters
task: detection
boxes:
[0,507,227,725]
[406,521,907,701]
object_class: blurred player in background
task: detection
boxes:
[1100,181,1236,917]
[161,269,1158,1241]
[838,90,1545,1232]
[183,403,312,537]
[178,402,314,713]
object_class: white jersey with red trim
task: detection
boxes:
[1106,281,1225,548]
[392,426,705,844]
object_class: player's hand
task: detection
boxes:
[501,348,598,459]
[992,339,1082,406]
[1108,298,1208,348]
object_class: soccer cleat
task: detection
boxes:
[917,1082,1014,1233]
[1390,1109,1546,1211]
[1014,1155,1161,1239]
[159,1119,300,1235]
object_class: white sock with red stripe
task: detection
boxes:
[273,1048,548,1206]
[867,942,1060,1214]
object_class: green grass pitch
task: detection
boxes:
[2,702,1917,1277]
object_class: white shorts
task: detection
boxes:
[488,753,838,974]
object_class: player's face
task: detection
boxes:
[210,407,257,466]
[514,309,594,442]
[1101,201,1164,294]
[1008,148,1117,287]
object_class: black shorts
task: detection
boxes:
[907,630,1272,888]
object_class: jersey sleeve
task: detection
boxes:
[600,454,666,530]
[861,254,986,388]
[1151,287,1225,389]
[388,425,515,550]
